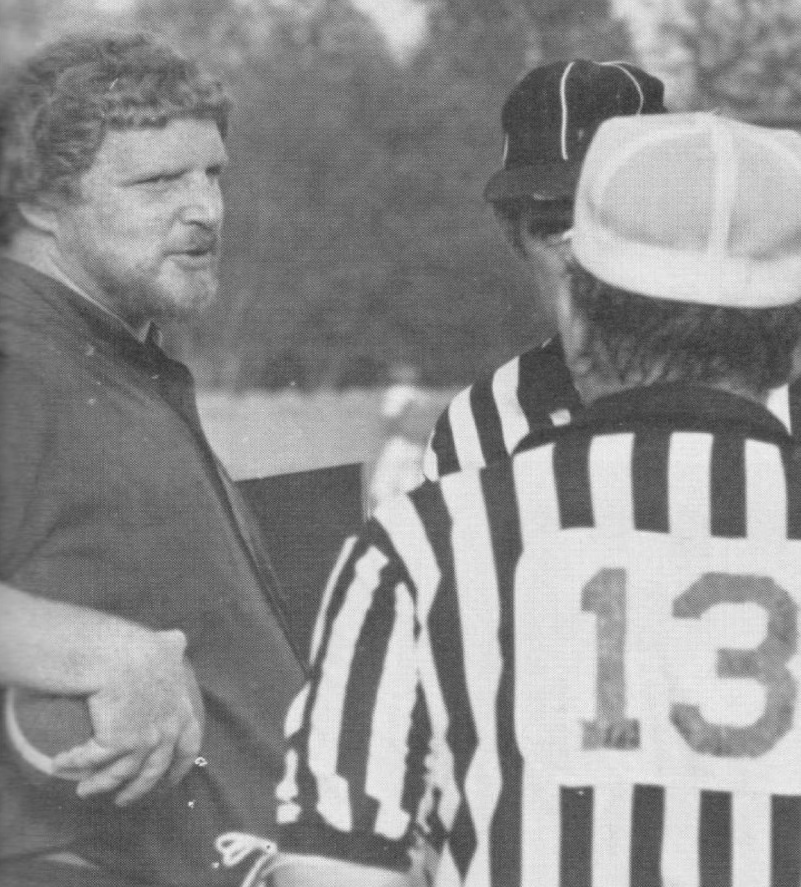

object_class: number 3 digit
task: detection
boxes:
[671,573,798,757]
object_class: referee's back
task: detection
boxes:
[395,385,801,886]
[277,392,801,887]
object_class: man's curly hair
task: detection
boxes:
[568,262,801,396]
[0,31,230,244]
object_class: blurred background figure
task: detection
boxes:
[369,363,430,509]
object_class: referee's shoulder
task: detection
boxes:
[423,352,526,481]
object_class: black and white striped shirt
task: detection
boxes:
[279,384,801,887]
[423,337,800,479]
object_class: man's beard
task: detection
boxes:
[95,257,220,328]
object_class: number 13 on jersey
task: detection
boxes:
[514,532,801,795]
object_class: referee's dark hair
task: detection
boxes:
[567,113,801,399]
[567,261,801,397]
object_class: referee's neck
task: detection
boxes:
[574,374,769,409]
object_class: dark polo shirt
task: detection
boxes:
[0,259,305,886]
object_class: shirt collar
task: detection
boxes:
[516,382,794,455]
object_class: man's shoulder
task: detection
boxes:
[0,306,91,397]
[0,263,76,359]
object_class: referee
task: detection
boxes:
[256,113,801,887]
[422,60,801,481]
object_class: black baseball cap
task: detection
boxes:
[484,59,667,204]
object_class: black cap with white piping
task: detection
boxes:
[484,59,667,205]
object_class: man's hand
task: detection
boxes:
[51,629,204,806]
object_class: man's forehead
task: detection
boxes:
[92,118,228,176]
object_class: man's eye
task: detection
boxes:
[140,173,180,186]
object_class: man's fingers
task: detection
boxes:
[113,742,176,806]
[74,749,148,798]
[52,647,204,803]
[51,738,129,776]
[55,716,201,803]
[166,716,204,786]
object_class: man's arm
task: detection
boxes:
[0,581,202,805]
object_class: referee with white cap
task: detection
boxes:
[257,113,801,887]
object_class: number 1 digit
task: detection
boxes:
[582,568,641,750]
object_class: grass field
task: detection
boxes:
[197,388,454,480]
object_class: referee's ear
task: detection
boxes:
[555,279,589,375]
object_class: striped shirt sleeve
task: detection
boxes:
[784,377,801,438]
[277,515,433,871]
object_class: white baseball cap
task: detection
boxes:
[572,112,801,307]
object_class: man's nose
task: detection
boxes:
[179,172,223,227]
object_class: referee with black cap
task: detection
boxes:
[422,59,801,481]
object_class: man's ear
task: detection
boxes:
[16,195,64,236]
[556,281,591,370]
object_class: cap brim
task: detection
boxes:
[483,160,583,203]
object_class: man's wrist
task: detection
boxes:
[0,583,185,695]
[83,627,187,695]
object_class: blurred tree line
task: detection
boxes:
[2,0,801,389]
[644,0,801,117]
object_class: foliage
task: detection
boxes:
[0,0,97,66]
[649,0,801,118]
[185,0,635,389]
[431,0,630,66]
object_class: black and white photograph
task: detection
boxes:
[2,1,801,885]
